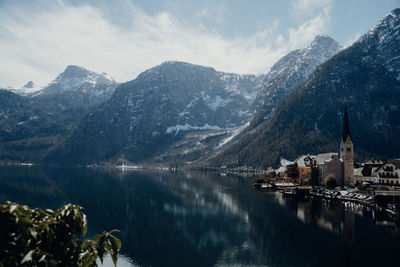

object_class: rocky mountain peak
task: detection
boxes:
[362,8,400,41]
[310,34,342,50]
[268,34,341,76]
[31,65,118,106]
[251,34,342,126]
[54,65,115,84]
[57,65,90,80]
[23,81,36,88]
[45,65,116,92]
[138,61,216,81]
[303,34,342,61]
[6,80,42,96]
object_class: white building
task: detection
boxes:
[375,160,400,185]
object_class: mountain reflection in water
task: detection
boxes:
[0,166,399,267]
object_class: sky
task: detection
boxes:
[0,0,399,88]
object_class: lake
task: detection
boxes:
[0,166,400,267]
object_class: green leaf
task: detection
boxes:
[1,202,122,266]
[111,235,122,251]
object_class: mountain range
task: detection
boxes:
[45,61,264,164]
[1,8,399,167]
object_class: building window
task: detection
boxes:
[346,147,351,152]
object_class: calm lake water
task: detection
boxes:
[1,166,400,267]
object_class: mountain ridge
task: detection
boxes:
[45,61,265,164]
[209,9,400,168]
[251,34,342,127]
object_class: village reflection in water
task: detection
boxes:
[274,190,400,236]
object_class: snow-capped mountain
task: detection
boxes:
[32,65,119,106]
[251,34,342,127]
[357,8,400,79]
[0,65,120,162]
[211,9,400,168]
[46,61,265,164]
[6,81,42,96]
[19,81,42,95]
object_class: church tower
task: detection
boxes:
[340,102,355,186]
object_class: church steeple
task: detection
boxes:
[342,102,352,142]
[340,101,355,187]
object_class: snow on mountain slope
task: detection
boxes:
[31,65,118,106]
[211,9,400,168]
[6,81,42,96]
[46,61,265,164]
[20,81,42,95]
[251,34,342,126]
[358,8,400,79]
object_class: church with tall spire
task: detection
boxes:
[340,102,355,186]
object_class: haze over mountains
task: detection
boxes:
[1,8,400,167]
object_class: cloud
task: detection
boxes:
[195,4,226,24]
[286,10,331,49]
[286,0,332,49]
[0,1,331,87]
[290,0,332,20]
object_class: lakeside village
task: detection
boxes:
[246,104,400,217]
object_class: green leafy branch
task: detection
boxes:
[0,201,121,266]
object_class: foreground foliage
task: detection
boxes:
[0,201,121,266]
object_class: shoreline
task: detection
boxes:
[255,182,400,218]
